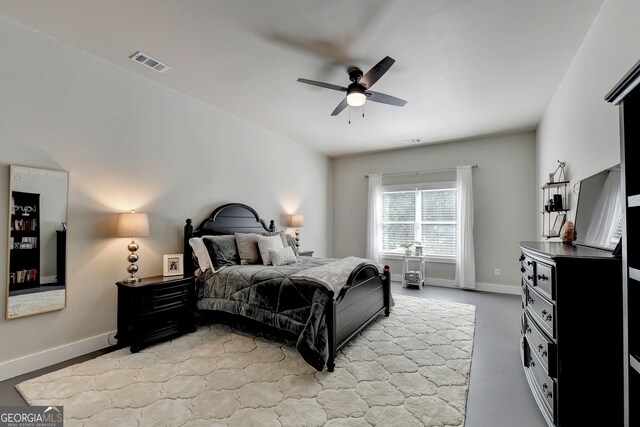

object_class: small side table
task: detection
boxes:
[115,275,196,352]
[298,250,314,257]
[402,255,426,288]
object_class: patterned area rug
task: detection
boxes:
[16,295,476,426]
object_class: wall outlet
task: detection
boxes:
[494,268,500,276]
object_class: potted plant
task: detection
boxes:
[398,241,421,255]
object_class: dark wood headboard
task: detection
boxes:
[183,203,276,276]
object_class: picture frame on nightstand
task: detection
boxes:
[163,254,184,276]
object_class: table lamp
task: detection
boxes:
[116,211,150,283]
[289,213,304,248]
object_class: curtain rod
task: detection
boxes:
[364,164,477,179]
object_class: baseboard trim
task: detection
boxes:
[0,331,115,382]
[392,274,520,295]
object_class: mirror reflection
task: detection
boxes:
[6,165,68,319]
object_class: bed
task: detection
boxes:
[183,203,391,371]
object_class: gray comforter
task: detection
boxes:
[196,257,343,371]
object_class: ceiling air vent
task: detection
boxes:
[130,51,170,73]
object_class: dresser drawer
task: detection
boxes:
[533,261,554,300]
[521,252,535,276]
[526,346,556,419]
[525,285,555,338]
[524,311,556,377]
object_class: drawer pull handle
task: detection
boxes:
[542,350,548,358]
[527,275,533,281]
[530,359,536,368]
[526,327,531,334]
[538,344,543,351]
[546,314,553,322]
[528,297,535,305]
[547,392,553,398]
[541,309,547,316]
[542,383,548,390]
[521,267,526,273]
[537,274,548,281]
[527,261,533,266]
[519,255,525,262]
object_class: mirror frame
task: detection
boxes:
[6,165,69,320]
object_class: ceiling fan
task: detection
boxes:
[297,56,407,116]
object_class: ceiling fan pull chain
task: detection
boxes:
[348,106,351,125]
[362,103,365,118]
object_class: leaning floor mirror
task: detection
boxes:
[6,165,68,319]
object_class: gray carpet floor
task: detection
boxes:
[0,283,546,427]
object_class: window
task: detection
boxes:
[381,183,457,258]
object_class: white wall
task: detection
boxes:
[537,0,640,234]
[332,132,537,293]
[0,16,330,375]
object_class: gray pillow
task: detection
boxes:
[202,235,239,269]
[285,233,299,256]
[235,233,261,265]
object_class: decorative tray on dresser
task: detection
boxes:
[519,241,622,426]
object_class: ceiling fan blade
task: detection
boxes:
[331,98,349,116]
[366,90,407,107]
[297,78,347,92]
[358,56,395,89]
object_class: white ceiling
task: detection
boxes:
[0,0,603,157]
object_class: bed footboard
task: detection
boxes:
[326,263,391,371]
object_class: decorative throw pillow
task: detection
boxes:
[256,234,284,265]
[269,246,297,266]
[202,235,240,269]
[235,233,262,265]
[261,230,288,248]
[285,233,300,256]
[188,237,213,272]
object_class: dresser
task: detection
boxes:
[115,275,196,352]
[519,242,622,426]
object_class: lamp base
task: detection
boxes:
[122,275,142,283]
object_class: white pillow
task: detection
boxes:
[188,237,213,272]
[269,246,297,266]
[256,234,284,265]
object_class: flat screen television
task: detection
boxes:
[573,164,623,252]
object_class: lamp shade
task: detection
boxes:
[116,212,150,238]
[289,213,304,228]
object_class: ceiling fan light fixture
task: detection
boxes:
[346,87,366,107]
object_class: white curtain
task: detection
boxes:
[584,168,622,247]
[455,166,476,289]
[366,173,383,263]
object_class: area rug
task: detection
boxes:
[16,295,476,426]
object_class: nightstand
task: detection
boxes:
[402,255,426,288]
[298,250,314,257]
[115,275,196,352]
